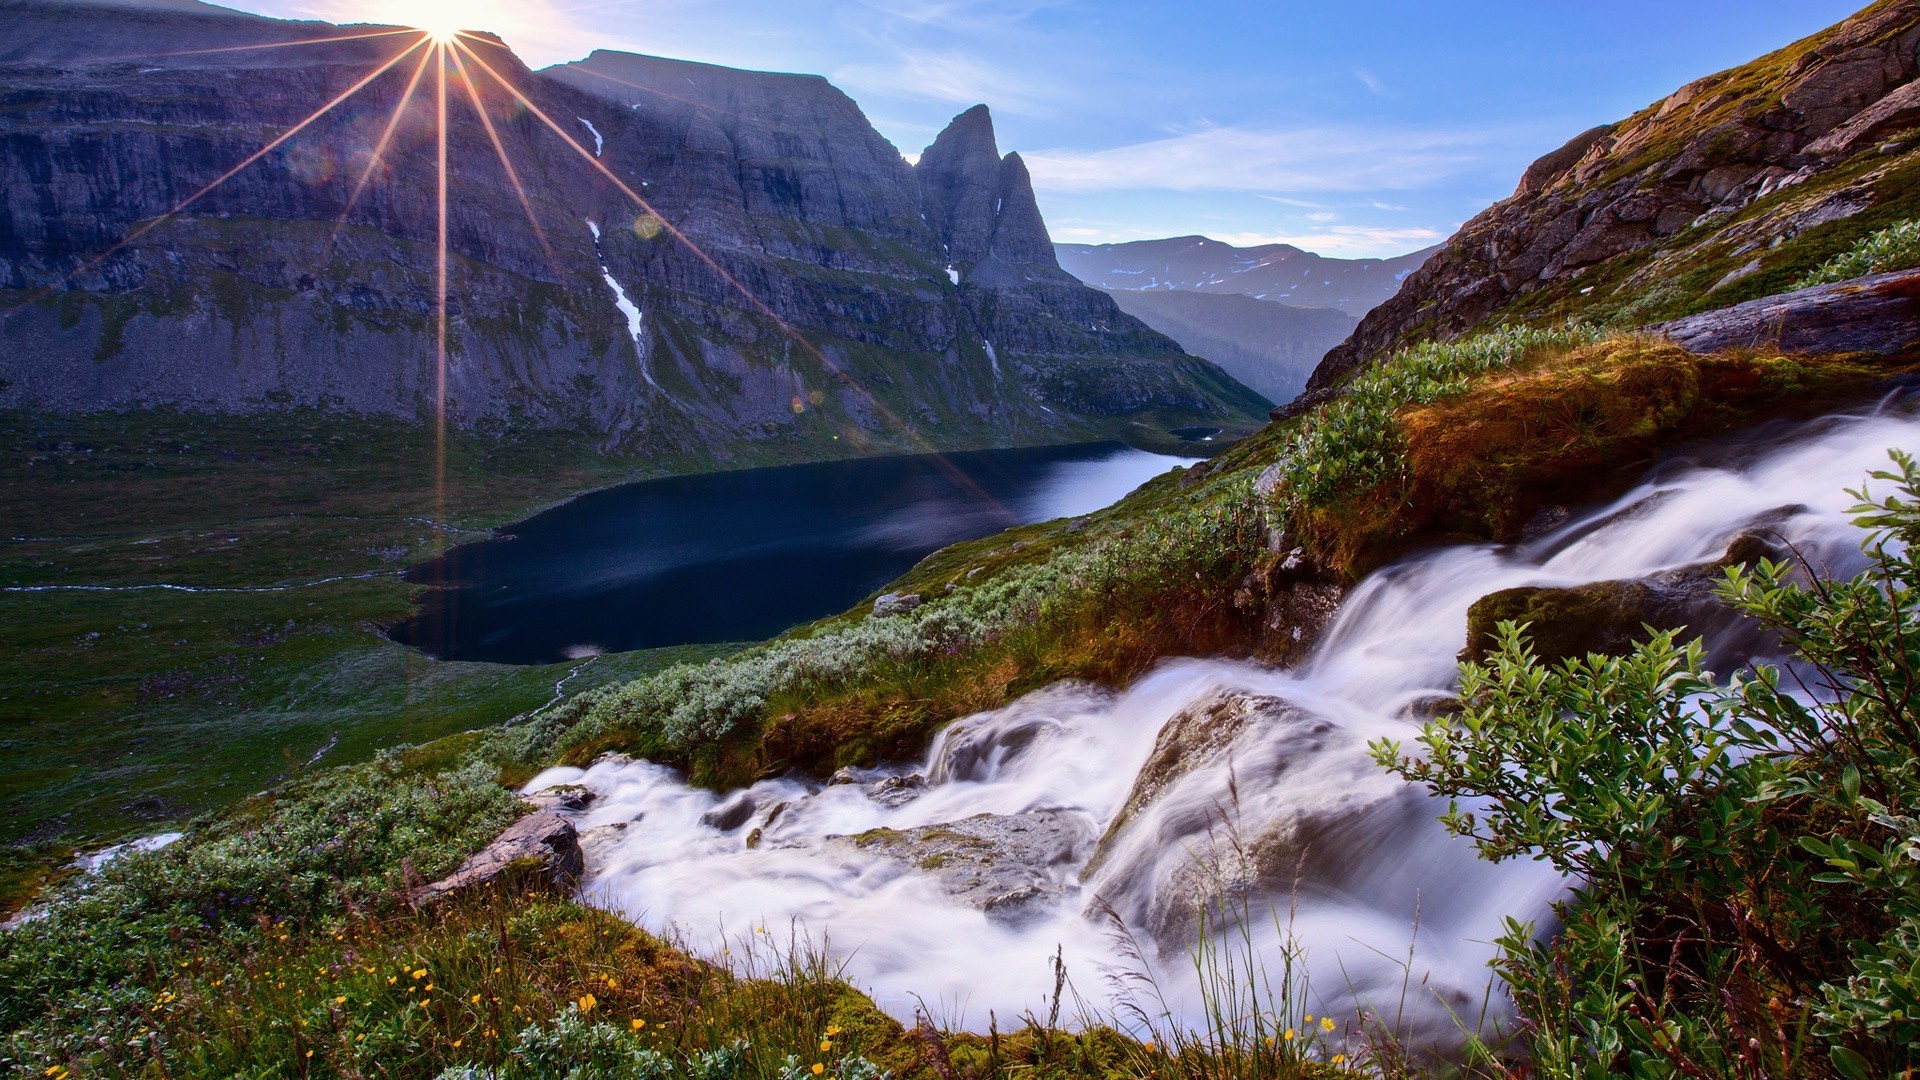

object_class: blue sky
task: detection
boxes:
[223,0,1871,257]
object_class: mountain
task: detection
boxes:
[1056,236,1437,318]
[1095,289,1356,405]
[0,2,1267,460]
[1314,0,1920,392]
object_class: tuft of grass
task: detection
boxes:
[1793,218,1920,289]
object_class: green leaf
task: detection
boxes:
[1830,1046,1872,1080]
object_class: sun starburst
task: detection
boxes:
[5,9,1013,547]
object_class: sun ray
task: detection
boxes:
[435,42,451,543]
[86,27,422,63]
[328,42,438,251]
[447,44,560,275]
[564,64,730,117]
[2,33,431,323]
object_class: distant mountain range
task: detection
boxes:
[1055,237,1436,405]
[1056,237,1436,318]
[1093,291,1357,405]
[0,1,1268,461]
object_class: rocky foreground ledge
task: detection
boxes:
[1652,266,1920,355]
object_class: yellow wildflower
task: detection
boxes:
[1332,1054,1346,1066]
[1304,1015,1313,1024]
[412,969,426,980]
[579,993,598,1013]
[471,994,482,1004]
[424,984,435,992]
[810,1065,824,1076]
[452,1040,462,1049]
[1321,1017,1336,1032]
[335,995,347,1005]
[632,1019,647,1031]
[820,1040,833,1052]
[1283,1028,1295,1041]
[826,1025,842,1037]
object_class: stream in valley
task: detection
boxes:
[525,398,1920,1047]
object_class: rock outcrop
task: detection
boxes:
[410,810,584,906]
[0,2,1267,460]
[1652,266,1920,356]
[1312,0,1920,390]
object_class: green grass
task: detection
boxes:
[0,407,744,883]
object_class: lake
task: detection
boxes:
[390,442,1195,665]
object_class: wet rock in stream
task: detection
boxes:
[822,811,1094,919]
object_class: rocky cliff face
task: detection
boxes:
[1314,0,1920,391]
[0,1,1266,461]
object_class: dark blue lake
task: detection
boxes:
[390,442,1192,665]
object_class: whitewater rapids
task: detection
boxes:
[524,399,1919,1042]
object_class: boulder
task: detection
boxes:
[1081,688,1291,879]
[1462,529,1793,666]
[1081,689,1420,946]
[872,592,923,618]
[822,811,1093,919]
[410,811,584,906]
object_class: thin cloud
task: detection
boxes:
[1213,225,1448,257]
[1353,68,1393,98]
[1024,123,1504,194]
[832,49,1057,115]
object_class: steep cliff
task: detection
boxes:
[0,2,1266,460]
[1313,0,1920,392]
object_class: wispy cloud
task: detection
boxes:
[1023,123,1503,194]
[832,48,1058,115]
[1213,225,1448,255]
[1352,68,1393,98]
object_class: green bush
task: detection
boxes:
[1373,450,1920,1077]
[1793,219,1920,289]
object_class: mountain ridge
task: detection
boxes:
[0,3,1268,460]
[1311,0,1920,391]
[1056,235,1437,318]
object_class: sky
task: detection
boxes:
[213,0,1873,258]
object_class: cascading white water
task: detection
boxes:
[524,400,1920,1044]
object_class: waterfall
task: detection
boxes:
[524,398,1919,1043]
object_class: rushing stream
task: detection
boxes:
[524,399,1920,1046]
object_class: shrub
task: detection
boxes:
[1793,218,1920,288]
[1373,450,1920,1078]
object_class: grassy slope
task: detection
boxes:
[0,408,751,895]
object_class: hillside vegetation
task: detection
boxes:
[10,2,1920,1078]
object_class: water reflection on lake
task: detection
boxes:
[390,442,1193,665]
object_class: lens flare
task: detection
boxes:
[3,14,1019,538]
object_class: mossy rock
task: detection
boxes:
[1463,580,1677,666]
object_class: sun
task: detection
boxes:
[358,0,472,43]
